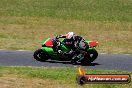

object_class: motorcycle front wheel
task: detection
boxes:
[81,49,98,64]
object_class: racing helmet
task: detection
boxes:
[66,32,76,40]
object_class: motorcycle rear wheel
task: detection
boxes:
[33,49,49,62]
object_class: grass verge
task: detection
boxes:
[0,0,131,22]
[0,0,132,54]
[0,66,132,88]
[0,17,132,54]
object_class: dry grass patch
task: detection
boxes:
[0,66,132,88]
[0,74,78,88]
[0,16,132,54]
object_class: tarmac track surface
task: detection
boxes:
[0,50,132,71]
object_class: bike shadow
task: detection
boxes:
[45,60,100,66]
[81,63,100,66]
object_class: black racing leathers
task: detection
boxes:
[63,36,89,53]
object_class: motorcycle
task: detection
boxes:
[33,35,98,64]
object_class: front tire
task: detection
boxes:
[33,49,49,62]
[81,49,98,64]
[88,49,98,62]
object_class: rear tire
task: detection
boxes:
[33,49,49,62]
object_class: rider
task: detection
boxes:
[57,32,88,54]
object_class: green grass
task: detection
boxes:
[0,0,132,22]
[0,17,132,54]
[0,66,132,88]
[0,1,131,87]
[0,0,132,54]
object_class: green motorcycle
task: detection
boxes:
[33,36,98,64]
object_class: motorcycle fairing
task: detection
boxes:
[45,38,53,47]
[60,44,70,52]
[41,47,54,54]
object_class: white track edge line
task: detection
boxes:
[0,49,131,55]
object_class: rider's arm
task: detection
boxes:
[59,35,66,38]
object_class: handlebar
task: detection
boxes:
[55,35,66,45]
[56,35,66,39]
